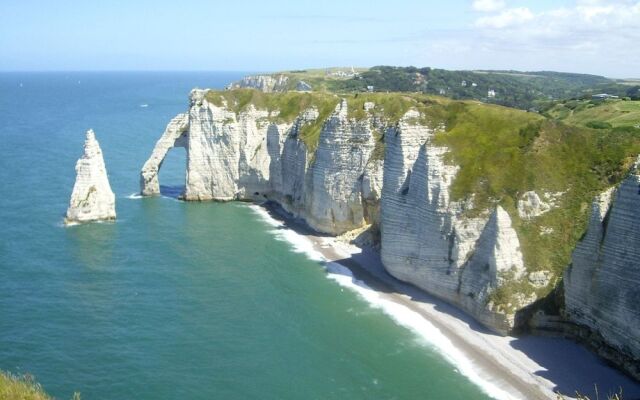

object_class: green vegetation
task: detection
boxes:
[263,68,368,92]
[433,101,640,304]
[544,98,640,129]
[310,66,639,110]
[205,89,340,151]
[0,370,80,400]
[204,89,451,151]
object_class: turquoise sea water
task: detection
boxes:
[0,72,492,399]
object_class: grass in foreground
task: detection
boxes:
[0,371,80,400]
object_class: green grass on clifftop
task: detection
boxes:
[205,89,340,151]
[204,89,450,151]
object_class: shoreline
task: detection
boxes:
[250,202,640,400]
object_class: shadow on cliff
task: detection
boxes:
[159,185,185,199]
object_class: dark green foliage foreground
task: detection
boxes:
[0,370,80,400]
[205,88,640,309]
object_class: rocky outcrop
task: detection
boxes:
[296,81,312,92]
[517,191,551,220]
[380,112,529,333]
[140,113,189,196]
[226,74,289,92]
[142,90,381,235]
[65,129,116,225]
[304,100,376,233]
[362,159,384,227]
[183,89,273,201]
[564,160,640,379]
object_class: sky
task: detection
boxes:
[0,0,638,77]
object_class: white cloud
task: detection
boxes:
[475,7,534,28]
[429,0,640,77]
[472,0,506,12]
[474,0,640,40]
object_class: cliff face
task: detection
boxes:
[65,129,116,225]
[141,90,381,235]
[140,114,189,196]
[380,112,528,333]
[564,160,640,379]
[140,90,534,332]
[226,74,290,92]
[139,88,640,378]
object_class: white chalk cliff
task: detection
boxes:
[379,112,528,334]
[139,88,640,378]
[564,159,640,379]
[226,74,290,92]
[140,90,534,333]
[142,90,380,235]
[65,129,116,225]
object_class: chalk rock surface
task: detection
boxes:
[65,130,116,224]
[380,112,528,333]
[564,159,640,379]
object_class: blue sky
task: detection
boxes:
[1,0,638,77]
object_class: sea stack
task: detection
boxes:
[64,129,116,225]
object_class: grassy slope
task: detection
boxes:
[204,88,640,309]
[0,371,78,400]
[434,102,640,307]
[546,99,640,128]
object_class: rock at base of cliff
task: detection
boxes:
[65,129,116,225]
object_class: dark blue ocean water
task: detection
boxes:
[0,72,492,399]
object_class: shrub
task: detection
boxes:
[586,120,613,129]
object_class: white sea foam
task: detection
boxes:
[247,204,520,400]
[249,205,324,261]
[324,262,517,400]
[126,193,144,199]
[248,205,284,228]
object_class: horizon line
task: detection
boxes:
[0,68,636,80]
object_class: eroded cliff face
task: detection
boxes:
[65,129,116,225]
[141,90,382,235]
[140,114,189,196]
[564,161,640,379]
[226,74,290,92]
[140,90,537,332]
[380,112,528,333]
[140,88,640,372]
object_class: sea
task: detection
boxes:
[0,71,497,399]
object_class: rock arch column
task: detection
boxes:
[140,113,189,196]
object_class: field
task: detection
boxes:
[545,99,640,128]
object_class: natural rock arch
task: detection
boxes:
[140,113,189,196]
